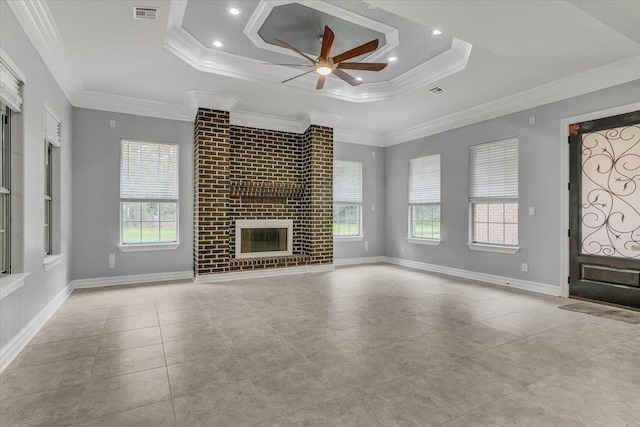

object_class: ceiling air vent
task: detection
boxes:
[133,7,157,20]
[428,86,445,96]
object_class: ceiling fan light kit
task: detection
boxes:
[274,25,388,90]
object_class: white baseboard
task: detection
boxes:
[195,264,335,283]
[71,271,193,289]
[384,257,561,296]
[0,283,73,372]
[334,256,386,266]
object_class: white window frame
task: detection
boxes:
[467,137,519,254]
[408,154,442,245]
[1,103,11,277]
[119,139,180,252]
[0,50,31,299]
[333,160,363,240]
[43,103,60,259]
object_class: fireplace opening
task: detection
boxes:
[235,219,293,258]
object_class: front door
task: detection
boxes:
[569,110,640,308]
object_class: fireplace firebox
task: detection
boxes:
[235,219,293,258]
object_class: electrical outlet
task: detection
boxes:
[109,253,115,269]
[522,263,528,272]
[372,151,376,157]
[529,116,535,125]
[364,241,369,252]
[529,207,535,216]
[371,204,375,211]
[400,246,404,253]
[110,120,116,128]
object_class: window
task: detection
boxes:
[44,143,52,254]
[469,138,518,248]
[333,160,362,237]
[120,140,179,246]
[409,154,441,241]
[1,104,10,276]
[44,105,60,256]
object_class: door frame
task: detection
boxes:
[560,101,640,297]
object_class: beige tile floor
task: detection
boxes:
[2,264,640,426]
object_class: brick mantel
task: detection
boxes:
[193,108,333,278]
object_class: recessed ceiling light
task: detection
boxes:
[355,77,363,81]
[388,56,398,62]
[432,29,442,35]
[212,40,223,48]
[227,6,241,15]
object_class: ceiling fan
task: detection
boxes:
[273,26,388,90]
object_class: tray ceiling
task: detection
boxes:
[8,0,640,143]
[168,0,469,101]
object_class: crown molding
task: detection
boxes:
[304,109,342,128]
[74,90,192,122]
[243,1,399,63]
[231,110,305,133]
[185,90,240,118]
[164,0,471,103]
[10,0,639,149]
[334,128,386,147]
[70,89,361,140]
[385,56,640,146]
[7,0,84,103]
[390,38,472,97]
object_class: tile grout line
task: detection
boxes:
[158,284,183,427]
[68,295,113,426]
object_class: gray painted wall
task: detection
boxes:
[72,109,193,280]
[334,142,385,259]
[385,79,640,290]
[1,1,74,348]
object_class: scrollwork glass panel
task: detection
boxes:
[581,124,640,258]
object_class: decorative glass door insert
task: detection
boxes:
[580,124,640,259]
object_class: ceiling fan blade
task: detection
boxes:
[282,69,315,84]
[333,69,362,86]
[337,62,387,71]
[273,38,316,64]
[262,63,314,67]
[319,26,335,60]
[316,75,326,90]
[332,39,379,63]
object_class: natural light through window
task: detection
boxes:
[120,140,179,245]
[469,138,518,247]
[409,154,441,240]
[333,160,362,237]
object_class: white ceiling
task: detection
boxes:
[8,0,640,145]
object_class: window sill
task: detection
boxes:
[118,242,181,252]
[466,243,520,254]
[408,238,442,246]
[0,272,31,301]
[43,254,64,271]
[333,236,364,242]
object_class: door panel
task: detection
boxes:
[569,111,640,308]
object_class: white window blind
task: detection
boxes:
[409,154,441,204]
[334,160,362,203]
[0,61,23,112]
[45,105,61,147]
[469,138,518,200]
[120,140,179,200]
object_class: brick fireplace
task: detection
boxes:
[193,108,333,280]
